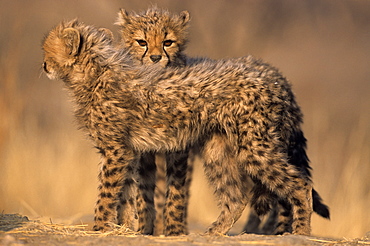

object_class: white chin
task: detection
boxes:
[46,72,58,80]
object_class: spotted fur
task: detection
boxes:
[116,7,329,235]
[116,7,192,235]
[43,20,315,236]
[116,7,189,68]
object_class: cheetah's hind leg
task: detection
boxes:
[201,134,249,235]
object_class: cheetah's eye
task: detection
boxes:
[163,40,174,47]
[136,40,147,47]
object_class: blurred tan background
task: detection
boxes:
[1,0,369,239]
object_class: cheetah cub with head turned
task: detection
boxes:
[115,7,329,235]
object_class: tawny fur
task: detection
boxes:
[116,7,329,235]
[116,7,189,68]
[43,20,316,236]
[115,7,192,235]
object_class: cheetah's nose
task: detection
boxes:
[150,55,162,63]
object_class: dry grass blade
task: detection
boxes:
[357,241,370,245]
[309,238,370,245]
[231,242,275,245]
[308,238,339,244]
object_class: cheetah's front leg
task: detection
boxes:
[136,152,156,235]
[93,147,138,232]
[163,151,189,236]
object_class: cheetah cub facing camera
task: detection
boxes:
[43,20,318,236]
[116,7,189,67]
[116,7,191,236]
[116,7,329,235]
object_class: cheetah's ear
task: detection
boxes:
[99,28,114,41]
[179,11,190,26]
[116,9,130,26]
[61,27,81,56]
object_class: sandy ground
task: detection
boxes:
[1,214,369,246]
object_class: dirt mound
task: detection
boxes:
[0,214,368,245]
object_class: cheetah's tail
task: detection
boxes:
[312,188,330,219]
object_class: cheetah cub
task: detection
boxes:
[116,7,189,67]
[43,20,316,236]
[116,7,329,235]
[116,7,191,235]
